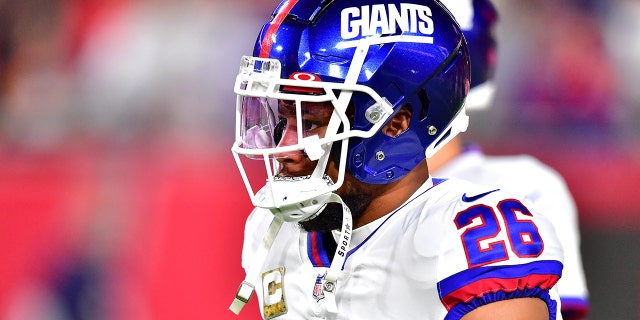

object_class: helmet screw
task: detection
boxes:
[365,103,386,124]
[354,153,363,166]
[428,126,437,136]
[375,151,385,161]
[386,171,394,179]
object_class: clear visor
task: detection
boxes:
[239,96,336,159]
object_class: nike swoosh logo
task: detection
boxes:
[461,189,500,202]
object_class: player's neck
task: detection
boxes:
[427,137,463,172]
[355,161,430,228]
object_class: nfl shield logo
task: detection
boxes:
[312,273,326,302]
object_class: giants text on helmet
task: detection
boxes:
[341,3,435,40]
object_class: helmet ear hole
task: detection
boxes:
[381,107,412,138]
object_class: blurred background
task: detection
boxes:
[0,0,638,319]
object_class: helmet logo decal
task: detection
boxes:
[340,4,434,46]
[282,72,324,94]
[290,72,320,82]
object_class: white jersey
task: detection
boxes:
[241,177,564,320]
[433,146,589,318]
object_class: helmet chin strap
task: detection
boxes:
[319,193,353,313]
[229,193,353,315]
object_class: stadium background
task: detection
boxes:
[0,0,638,319]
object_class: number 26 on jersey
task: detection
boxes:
[454,199,544,268]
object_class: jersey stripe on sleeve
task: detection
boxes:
[438,260,562,311]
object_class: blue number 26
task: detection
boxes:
[454,199,544,268]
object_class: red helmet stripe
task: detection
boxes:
[259,0,300,58]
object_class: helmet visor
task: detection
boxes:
[238,96,334,159]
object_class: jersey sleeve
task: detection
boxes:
[429,184,565,319]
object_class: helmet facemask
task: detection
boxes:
[231,56,394,223]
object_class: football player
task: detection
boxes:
[434,1,589,319]
[229,0,565,319]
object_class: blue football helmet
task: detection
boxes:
[442,0,498,109]
[232,0,470,222]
